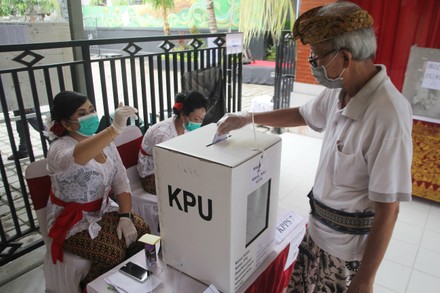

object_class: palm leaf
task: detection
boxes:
[144,0,174,10]
[239,0,295,48]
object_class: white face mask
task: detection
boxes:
[311,52,345,89]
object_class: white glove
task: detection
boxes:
[216,112,252,135]
[117,217,138,247]
[111,102,138,134]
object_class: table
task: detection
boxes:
[242,60,276,85]
[87,209,305,293]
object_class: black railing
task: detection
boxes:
[0,32,242,265]
[274,31,296,133]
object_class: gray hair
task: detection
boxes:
[319,2,377,61]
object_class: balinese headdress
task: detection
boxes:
[292,6,373,45]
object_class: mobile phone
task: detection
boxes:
[119,261,151,282]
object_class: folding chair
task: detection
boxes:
[25,159,91,293]
[114,125,159,235]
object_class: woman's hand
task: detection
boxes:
[111,102,138,134]
[117,217,138,247]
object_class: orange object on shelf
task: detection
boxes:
[411,120,440,202]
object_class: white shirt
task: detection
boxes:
[299,65,413,261]
[46,136,130,239]
[137,116,179,178]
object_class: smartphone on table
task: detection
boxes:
[119,261,151,282]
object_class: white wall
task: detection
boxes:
[287,82,325,139]
[0,22,73,111]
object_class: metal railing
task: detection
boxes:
[274,31,296,133]
[0,32,243,265]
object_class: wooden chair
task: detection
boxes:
[25,159,91,293]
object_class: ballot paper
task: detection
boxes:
[207,132,230,146]
[203,284,221,293]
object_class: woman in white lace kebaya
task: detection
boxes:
[137,90,208,194]
[45,91,150,289]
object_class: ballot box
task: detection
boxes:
[154,123,282,293]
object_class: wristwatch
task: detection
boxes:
[119,212,133,220]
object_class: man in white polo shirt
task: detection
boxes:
[217,2,412,292]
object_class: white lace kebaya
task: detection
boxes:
[137,116,180,178]
[46,135,131,240]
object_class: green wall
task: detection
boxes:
[82,0,239,30]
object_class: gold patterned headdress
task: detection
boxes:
[292,6,374,45]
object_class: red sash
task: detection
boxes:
[139,143,150,156]
[48,191,103,263]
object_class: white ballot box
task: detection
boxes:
[154,123,282,293]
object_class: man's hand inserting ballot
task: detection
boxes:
[216,112,253,135]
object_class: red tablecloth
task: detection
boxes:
[245,244,295,293]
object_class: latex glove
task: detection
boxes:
[116,217,138,247]
[111,102,138,134]
[216,112,252,135]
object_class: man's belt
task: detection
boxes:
[307,190,375,235]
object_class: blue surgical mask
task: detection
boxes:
[311,52,345,89]
[183,119,202,132]
[75,113,100,136]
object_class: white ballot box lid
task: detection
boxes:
[155,123,281,168]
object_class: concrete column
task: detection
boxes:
[66,0,87,94]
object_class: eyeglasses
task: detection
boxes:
[308,49,337,68]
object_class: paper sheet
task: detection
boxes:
[207,132,230,146]
[203,284,221,293]
[138,233,161,245]
[275,211,305,244]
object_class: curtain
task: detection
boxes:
[352,0,440,91]
[353,0,440,202]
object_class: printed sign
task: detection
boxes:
[226,33,243,55]
[421,61,440,91]
[249,155,268,189]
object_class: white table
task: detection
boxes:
[87,208,305,293]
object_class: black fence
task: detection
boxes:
[275,31,296,110]
[274,31,296,133]
[0,32,243,265]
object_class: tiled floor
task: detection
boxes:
[2,130,440,292]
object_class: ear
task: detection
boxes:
[60,119,72,131]
[340,49,351,67]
